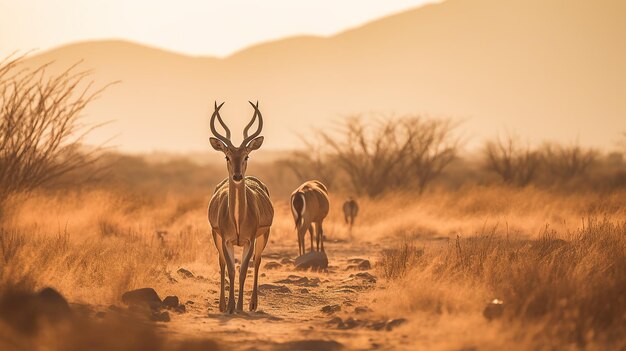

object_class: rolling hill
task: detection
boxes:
[15,0,626,152]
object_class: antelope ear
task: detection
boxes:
[209,137,226,152]
[246,136,264,151]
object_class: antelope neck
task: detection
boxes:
[228,178,247,237]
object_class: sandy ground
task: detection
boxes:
[158,238,412,351]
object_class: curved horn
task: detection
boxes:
[242,100,258,139]
[210,101,233,147]
[241,100,264,147]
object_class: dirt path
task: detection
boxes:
[164,239,412,351]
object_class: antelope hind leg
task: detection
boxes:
[309,224,315,252]
[318,221,325,252]
[298,226,306,256]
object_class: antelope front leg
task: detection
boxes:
[222,240,236,313]
[212,230,226,312]
[298,227,306,256]
[297,231,302,256]
[219,259,226,312]
[250,230,269,311]
[237,241,254,311]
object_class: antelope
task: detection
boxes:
[290,180,329,256]
[207,101,274,313]
[343,197,359,228]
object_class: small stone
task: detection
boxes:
[347,258,365,264]
[299,288,309,294]
[177,268,194,279]
[355,306,371,314]
[264,262,283,270]
[162,295,179,308]
[327,316,344,328]
[37,288,71,317]
[369,321,387,331]
[483,299,504,320]
[259,284,291,294]
[121,288,162,309]
[321,304,341,314]
[152,311,170,322]
[357,260,372,270]
[386,318,407,330]
[341,317,360,329]
[295,251,329,271]
[353,272,377,283]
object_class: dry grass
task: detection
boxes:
[1,183,625,350]
[370,201,626,350]
[0,190,218,305]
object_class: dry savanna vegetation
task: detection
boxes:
[1,59,625,351]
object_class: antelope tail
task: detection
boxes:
[291,192,306,229]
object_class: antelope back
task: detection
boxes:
[291,180,329,223]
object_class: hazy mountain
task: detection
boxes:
[16,0,626,152]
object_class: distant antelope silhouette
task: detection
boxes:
[290,180,329,256]
[343,197,359,228]
[207,101,274,313]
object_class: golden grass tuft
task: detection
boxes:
[372,218,626,350]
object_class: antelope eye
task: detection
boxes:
[245,156,249,161]
[225,156,230,161]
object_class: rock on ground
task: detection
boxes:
[0,287,72,335]
[177,268,194,278]
[295,251,329,270]
[162,295,179,308]
[264,262,283,270]
[274,339,344,351]
[122,288,162,309]
[483,299,504,320]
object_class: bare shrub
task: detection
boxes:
[0,54,111,209]
[277,138,337,188]
[405,118,458,193]
[484,134,540,186]
[307,115,457,197]
[541,142,596,180]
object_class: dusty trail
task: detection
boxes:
[164,239,412,351]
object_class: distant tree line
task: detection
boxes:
[1,53,625,207]
[280,116,459,197]
[280,119,625,197]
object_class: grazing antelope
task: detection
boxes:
[343,197,359,228]
[290,180,329,256]
[208,101,274,313]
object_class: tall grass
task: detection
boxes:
[0,190,218,304]
[374,218,626,350]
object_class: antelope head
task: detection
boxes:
[209,101,265,184]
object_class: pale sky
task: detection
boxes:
[1,0,438,57]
